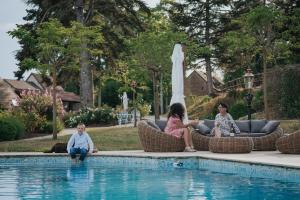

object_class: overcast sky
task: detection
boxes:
[0,0,160,79]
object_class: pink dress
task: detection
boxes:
[164,116,185,138]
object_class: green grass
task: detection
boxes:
[0,127,141,152]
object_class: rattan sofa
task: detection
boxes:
[276,130,300,154]
[137,120,185,152]
[192,119,283,151]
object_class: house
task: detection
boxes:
[0,78,20,109]
[0,73,80,111]
[26,73,81,111]
[185,70,224,96]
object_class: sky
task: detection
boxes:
[0,0,160,80]
[0,0,27,79]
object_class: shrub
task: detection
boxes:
[12,90,65,133]
[229,101,248,119]
[64,106,117,128]
[137,103,151,118]
[40,119,64,133]
[0,115,25,141]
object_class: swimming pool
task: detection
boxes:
[0,156,299,199]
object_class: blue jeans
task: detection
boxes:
[70,147,88,161]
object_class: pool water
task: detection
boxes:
[0,163,299,200]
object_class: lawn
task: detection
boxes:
[0,127,141,152]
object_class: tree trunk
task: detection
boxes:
[152,71,160,120]
[75,0,94,108]
[97,81,102,107]
[263,49,269,119]
[52,65,57,140]
[205,0,214,96]
[160,73,164,114]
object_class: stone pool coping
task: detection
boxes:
[0,150,299,170]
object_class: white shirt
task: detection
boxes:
[67,132,94,154]
[215,113,240,136]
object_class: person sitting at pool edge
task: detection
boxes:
[212,103,240,137]
[67,123,94,161]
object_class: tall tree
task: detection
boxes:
[9,0,149,107]
[163,0,230,96]
[127,29,192,120]
[237,6,286,119]
[32,19,102,139]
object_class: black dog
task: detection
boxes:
[44,143,68,153]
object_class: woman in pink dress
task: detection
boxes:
[164,103,198,152]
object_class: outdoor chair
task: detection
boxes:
[137,120,185,152]
[276,130,300,154]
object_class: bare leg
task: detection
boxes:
[183,128,190,147]
[188,130,194,148]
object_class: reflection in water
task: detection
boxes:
[0,164,299,200]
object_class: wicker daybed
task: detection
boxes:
[192,119,283,151]
[137,120,185,152]
[276,130,300,154]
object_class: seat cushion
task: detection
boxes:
[204,119,215,130]
[147,120,160,131]
[251,120,267,133]
[238,133,251,137]
[195,123,211,135]
[235,120,250,133]
[155,120,167,131]
[261,121,280,133]
[250,132,269,137]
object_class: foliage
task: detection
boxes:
[12,90,64,133]
[101,79,122,107]
[0,114,25,141]
[229,101,248,120]
[64,106,117,128]
[188,95,235,120]
[40,119,64,134]
[252,90,264,112]
[8,0,150,79]
[137,103,151,118]
[280,69,300,118]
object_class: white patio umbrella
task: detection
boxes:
[170,44,188,123]
[122,92,128,111]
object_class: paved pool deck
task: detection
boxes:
[0,150,299,169]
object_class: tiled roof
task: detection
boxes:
[57,91,80,102]
[0,79,19,109]
[4,79,40,91]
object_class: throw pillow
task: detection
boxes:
[195,123,211,134]
[147,120,160,131]
[251,120,267,133]
[204,119,215,129]
[156,120,168,131]
[261,121,280,134]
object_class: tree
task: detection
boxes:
[33,19,102,139]
[163,0,230,96]
[128,27,191,120]
[9,0,150,107]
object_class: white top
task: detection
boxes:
[67,132,94,154]
[215,113,240,136]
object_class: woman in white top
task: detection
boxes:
[213,103,240,136]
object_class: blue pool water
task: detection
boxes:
[0,162,300,200]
